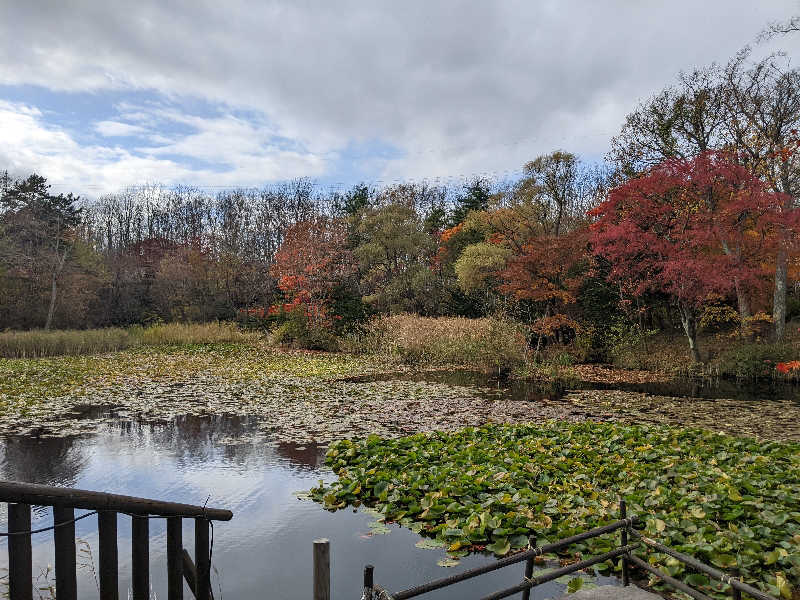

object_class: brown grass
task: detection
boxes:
[342,314,528,374]
[0,322,260,358]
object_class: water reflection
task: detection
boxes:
[0,414,610,599]
[351,369,800,404]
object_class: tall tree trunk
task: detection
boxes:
[45,272,58,331]
[45,242,69,331]
[734,277,751,321]
[720,241,750,321]
[774,170,794,341]
[773,244,788,341]
[678,303,702,363]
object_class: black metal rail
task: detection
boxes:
[1,479,232,600]
[362,500,782,600]
[630,530,778,600]
[363,505,639,600]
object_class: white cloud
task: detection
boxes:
[94,120,148,137]
[0,101,328,195]
[1,0,799,191]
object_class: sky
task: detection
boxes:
[1,1,799,198]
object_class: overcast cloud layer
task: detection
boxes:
[1,1,799,196]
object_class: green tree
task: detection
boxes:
[0,174,84,329]
[354,202,445,314]
[449,178,491,227]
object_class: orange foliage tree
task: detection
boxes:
[269,216,356,327]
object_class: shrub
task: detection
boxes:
[714,341,797,379]
[346,314,528,374]
[0,328,132,358]
[268,308,338,351]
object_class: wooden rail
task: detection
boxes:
[1,480,232,600]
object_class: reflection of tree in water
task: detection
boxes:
[98,414,325,470]
[274,442,326,470]
[0,434,86,489]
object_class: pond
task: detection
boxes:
[0,412,620,599]
[1,364,799,599]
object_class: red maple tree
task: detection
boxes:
[590,151,793,361]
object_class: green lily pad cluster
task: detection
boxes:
[310,422,800,599]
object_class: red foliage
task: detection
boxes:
[776,360,800,374]
[270,216,355,325]
[589,151,794,309]
[498,229,588,305]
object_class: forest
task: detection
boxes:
[1,47,799,374]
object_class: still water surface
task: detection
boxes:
[4,370,794,599]
[0,413,617,600]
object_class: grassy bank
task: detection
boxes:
[608,328,800,380]
[342,314,529,375]
[0,322,256,358]
[4,315,800,381]
[311,422,800,600]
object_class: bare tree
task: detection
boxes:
[758,15,800,41]
[723,50,800,339]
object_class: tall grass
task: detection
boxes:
[342,314,528,374]
[0,328,132,358]
[133,321,255,346]
[0,322,259,358]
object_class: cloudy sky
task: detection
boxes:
[1,1,799,197]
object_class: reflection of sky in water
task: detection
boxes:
[0,415,619,599]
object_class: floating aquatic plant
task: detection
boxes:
[310,422,800,599]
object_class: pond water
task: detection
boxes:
[2,368,797,599]
[0,412,619,600]
[349,369,800,404]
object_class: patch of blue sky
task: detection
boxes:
[314,138,405,190]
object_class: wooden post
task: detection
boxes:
[731,568,742,600]
[181,549,199,597]
[620,498,630,587]
[167,517,184,600]
[313,538,330,600]
[363,564,374,600]
[53,505,77,600]
[195,518,210,600]
[98,511,119,600]
[8,503,33,600]
[521,535,536,600]
[131,515,149,600]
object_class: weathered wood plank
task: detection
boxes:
[53,505,77,600]
[0,481,231,521]
[8,503,33,600]
[195,518,210,600]
[167,517,184,600]
[98,510,119,600]
[313,538,330,600]
[131,515,149,600]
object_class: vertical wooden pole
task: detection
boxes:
[131,515,149,600]
[363,564,374,600]
[53,505,77,600]
[731,569,742,600]
[620,498,630,587]
[167,517,184,600]
[521,535,536,600]
[8,503,33,600]
[98,511,119,600]
[313,538,330,600]
[195,518,210,600]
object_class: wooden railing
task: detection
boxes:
[0,480,233,600]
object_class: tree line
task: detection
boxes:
[1,42,798,362]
